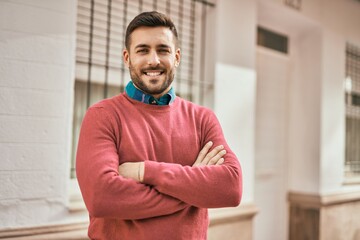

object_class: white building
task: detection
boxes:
[0,0,360,239]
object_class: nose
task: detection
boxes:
[147,51,160,66]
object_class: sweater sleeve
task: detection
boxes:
[142,110,242,208]
[76,107,188,219]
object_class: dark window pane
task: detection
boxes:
[257,27,288,54]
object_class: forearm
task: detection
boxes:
[142,157,242,208]
[77,162,188,219]
[118,144,242,208]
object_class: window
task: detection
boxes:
[257,26,288,54]
[345,43,360,181]
[71,0,215,179]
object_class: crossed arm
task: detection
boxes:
[118,143,241,209]
[118,141,226,182]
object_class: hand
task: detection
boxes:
[192,141,226,167]
[118,162,144,182]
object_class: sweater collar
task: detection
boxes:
[125,81,176,105]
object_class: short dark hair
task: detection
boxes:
[125,11,178,49]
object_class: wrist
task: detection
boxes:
[139,162,145,182]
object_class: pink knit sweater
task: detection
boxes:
[76,93,242,240]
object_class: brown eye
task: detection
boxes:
[158,49,170,54]
[137,49,148,53]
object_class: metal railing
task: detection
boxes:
[345,42,360,179]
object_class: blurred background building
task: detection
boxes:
[0,0,360,239]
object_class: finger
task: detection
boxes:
[196,141,213,162]
[193,141,213,166]
[200,145,223,165]
[207,150,226,165]
[200,145,224,165]
[215,158,224,165]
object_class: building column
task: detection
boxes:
[209,0,258,239]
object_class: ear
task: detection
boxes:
[175,48,181,67]
[123,49,130,68]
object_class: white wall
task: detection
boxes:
[320,29,347,194]
[288,27,323,193]
[254,47,290,240]
[269,0,360,196]
[214,0,257,204]
[260,0,360,195]
[0,0,77,228]
[255,0,360,239]
[317,1,360,194]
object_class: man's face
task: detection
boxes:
[123,26,181,99]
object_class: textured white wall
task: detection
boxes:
[0,0,77,228]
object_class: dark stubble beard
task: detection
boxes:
[128,63,175,96]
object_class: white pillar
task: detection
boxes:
[213,0,257,204]
[288,27,322,194]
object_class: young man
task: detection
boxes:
[76,11,242,240]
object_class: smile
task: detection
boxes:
[143,70,164,77]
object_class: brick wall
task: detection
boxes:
[0,0,77,228]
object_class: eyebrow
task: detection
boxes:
[134,44,171,49]
[157,44,171,49]
[134,44,150,49]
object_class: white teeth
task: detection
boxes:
[145,71,161,76]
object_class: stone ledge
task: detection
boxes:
[209,203,258,226]
[0,222,88,240]
[0,204,258,239]
[289,191,360,240]
[288,191,360,208]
